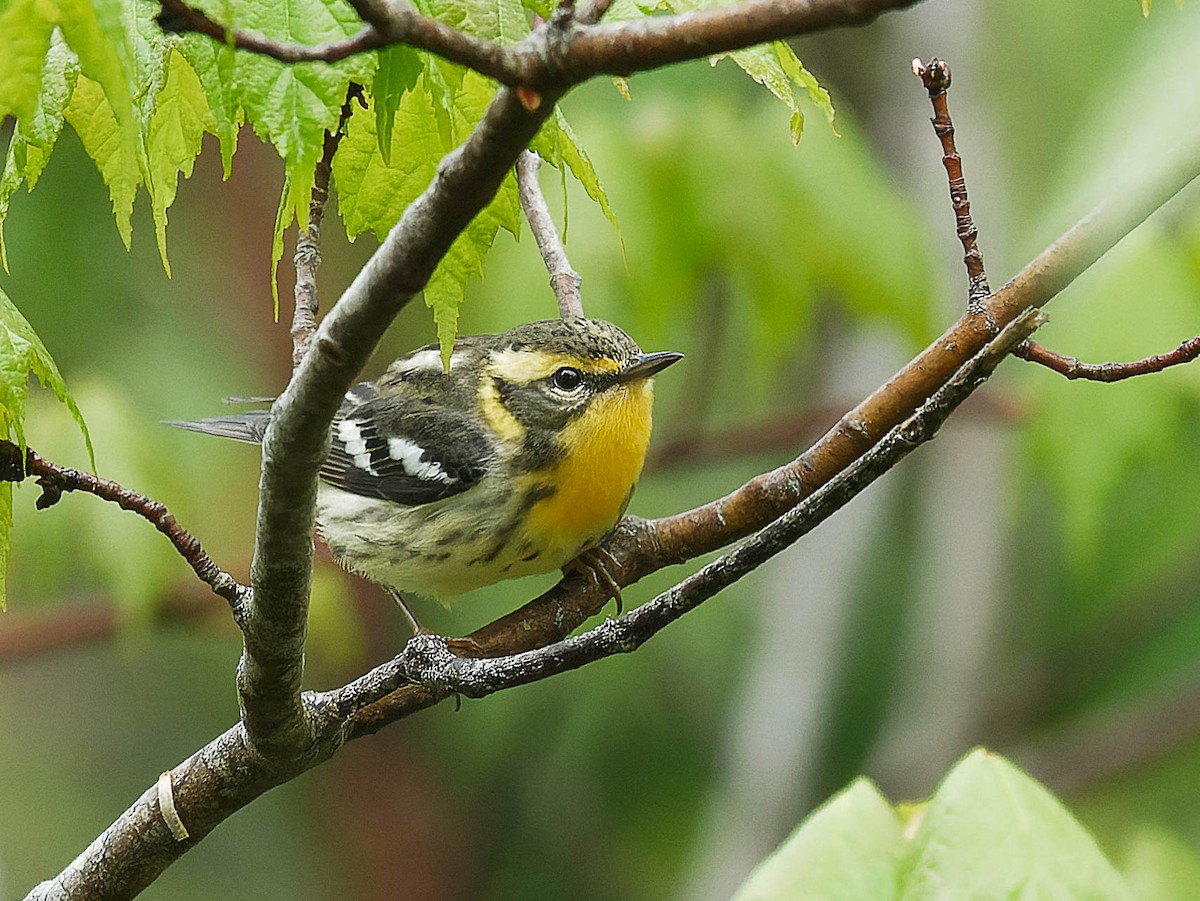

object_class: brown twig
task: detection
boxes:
[913,57,990,311]
[515,150,584,319]
[156,0,388,63]
[0,441,249,612]
[157,0,919,89]
[155,0,522,85]
[1014,334,1200,381]
[292,87,363,369]
[911,59,1200,384]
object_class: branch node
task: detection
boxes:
[34,476,64,509]
[913,56,951,95]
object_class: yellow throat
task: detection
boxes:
[525,379,655,558]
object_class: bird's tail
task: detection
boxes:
[165,409,272,445]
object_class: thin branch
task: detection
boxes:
[913,57,990,310]
[911,60,1200,385]
[516,150,584,319]
[0,441,248,612]
[155,0,388,63]
[1014,334,1200,381]
[292,87,361,368]
[546,0,919,82]
[158,0,922,89]
[155,0,521,85]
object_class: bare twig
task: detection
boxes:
[292,87,362,368]
[0,441,249,612]
[913,57,990,310]
[1014,334,1200,381]
[156,0,388,63]
[155,0,523,84]
[158,0,921,88]
[911,59,1200,384]
[516,150,584,319]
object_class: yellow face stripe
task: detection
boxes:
[488,348,620,384]
[476,377,525,442]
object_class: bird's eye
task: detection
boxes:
[551,367,584,392]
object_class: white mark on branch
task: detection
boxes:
[157,770,190,841]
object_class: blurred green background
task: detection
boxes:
[3,0,1200,897]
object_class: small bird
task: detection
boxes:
[172,318,681,605]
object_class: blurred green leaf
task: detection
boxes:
[582,89,935,373]
[721,42,835,144]
[147,47,216,274]
[0,0,56,122]
[732,779,905,901]
[0,286,92,462]
[531,108,621,241]
[177,34,241,177]
[734,751,1133,900]
[414,0,529,45]
[903,750,1132,900]
[63,74,141,249]
[372,45,422,166]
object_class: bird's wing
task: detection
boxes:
[320,390,493,506]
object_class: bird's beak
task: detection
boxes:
[615,351,684,383]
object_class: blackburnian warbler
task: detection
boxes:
[172,318,681,602]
